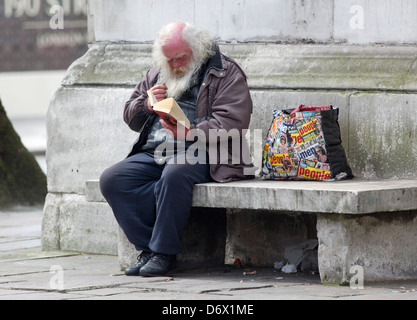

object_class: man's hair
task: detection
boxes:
[152,22,216,99]
[154,22,215,64]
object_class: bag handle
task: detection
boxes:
[291,104,332,114]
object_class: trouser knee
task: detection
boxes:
[99,166,117,200]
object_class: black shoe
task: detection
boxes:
[124,251,152,276]
[139,253,176,277]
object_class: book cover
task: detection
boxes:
[147,90,190,129]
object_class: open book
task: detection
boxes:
[147,90,190,129]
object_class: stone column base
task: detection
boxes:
[317,211,417,284]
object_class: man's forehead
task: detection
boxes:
[161,36,187,48]
[161,39,191,58]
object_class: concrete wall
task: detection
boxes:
[89,0,417,45]
[42,0,417,255]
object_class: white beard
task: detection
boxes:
[158,69,196,100]
[156,57,204,100]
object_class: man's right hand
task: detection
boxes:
[147,83,168,112]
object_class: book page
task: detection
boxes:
[147,90,158,107]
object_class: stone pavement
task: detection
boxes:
[1,208,417,303]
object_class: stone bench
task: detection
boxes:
[85,178,417,284]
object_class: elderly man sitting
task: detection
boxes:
[100,22,253,277]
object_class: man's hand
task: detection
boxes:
[147,83,168,112]
[160,119,189,140]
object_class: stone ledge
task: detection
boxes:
[62,43,417,92]
[85,178,417,215]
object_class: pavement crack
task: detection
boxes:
[200,284,275,295]
[229,284,275,291]
[7,282,139,294]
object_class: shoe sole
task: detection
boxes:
[124,253,152,276]
[140,267,176,277]
[125,265,147,276]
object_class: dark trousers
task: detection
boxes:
[99,152,212,255]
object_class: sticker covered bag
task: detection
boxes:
[260,105,353,181]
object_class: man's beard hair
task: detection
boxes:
[156,57,204,100]
[154,50,208,99]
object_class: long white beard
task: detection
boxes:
[159,70,196,100]
[156,57,204,100]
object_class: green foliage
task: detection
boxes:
[0,99,47,209]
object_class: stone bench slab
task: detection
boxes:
[86,179,417,215]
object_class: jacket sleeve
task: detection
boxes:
[124,69,158,132]
[194,63,253,140]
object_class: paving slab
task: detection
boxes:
[2,249,417,301]
[2,208,417,302]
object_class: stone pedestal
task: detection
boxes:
[317,211,417,283]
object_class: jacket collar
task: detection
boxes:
[207,44,223,69]
[201,44,226,79]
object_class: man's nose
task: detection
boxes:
[172,59,181,68]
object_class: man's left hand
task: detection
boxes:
[160,119,189,140]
